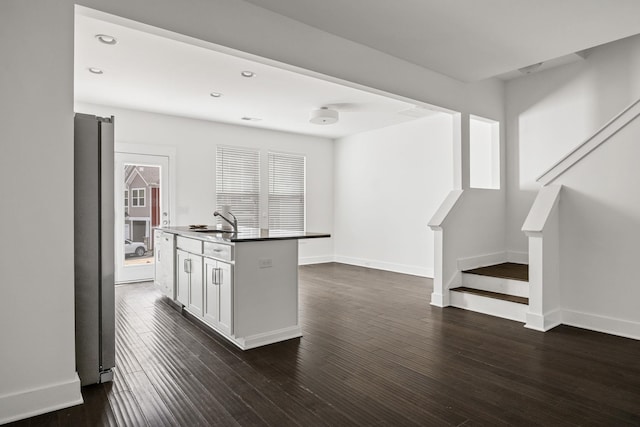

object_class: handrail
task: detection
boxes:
[537,98,640,185]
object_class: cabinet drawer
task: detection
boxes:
[204,241,233,261]
[177,236,203,254]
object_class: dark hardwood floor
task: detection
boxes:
[9,263,640,426]
[463,263,529,282]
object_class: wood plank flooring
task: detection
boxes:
[463,262,529,281]
[8,262,640,426]
[452,286,529,304]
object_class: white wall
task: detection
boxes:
[333,114,454,277]
[506,34,640,253]
[76,103,334,263]
[557,116,640,338]
[1,0,504,422]
[0,2,83,423]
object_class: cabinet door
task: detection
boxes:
[203,258,219,328]
[153,231,163,290]
[218,261,233,336]
[176,249,190,306]
[160,234,175,299]
[188,255,203,317]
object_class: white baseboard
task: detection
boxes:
[0,374,83,425]
[507,251,529,264]
[298,255,334,265]
[457,252,507,271]
[457,251,529,272]
[334,255,433,278]
[524,308,562,332]
[430,292,449,307]
[235,325,303,350]
[562,309,640,341]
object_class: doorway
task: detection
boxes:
[115,152,170,283]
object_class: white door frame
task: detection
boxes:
[115,143,176,283]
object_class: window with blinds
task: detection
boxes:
[216,146,260,228]
[268,151,305,232]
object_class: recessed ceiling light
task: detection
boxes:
[210,92,222,98]
[88,67,104,74]
[241,71,255,78]
[241,117,261,121]
[95,34,117,45]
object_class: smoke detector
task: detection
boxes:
[310,107,339,125]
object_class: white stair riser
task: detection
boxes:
[461,273,529,298]
[450,291,527,323]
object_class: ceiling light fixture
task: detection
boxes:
[95,34,117,45]
[210,92,222,98]
[241,71,255,78]
[309,107,339,125]
[88,67,104,74]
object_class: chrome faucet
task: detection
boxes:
[213,211,238,233]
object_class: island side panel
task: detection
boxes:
[234,239,299,340]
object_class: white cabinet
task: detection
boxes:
[176,248,203,316]
[203,258,233,336]
[154,230,175,298]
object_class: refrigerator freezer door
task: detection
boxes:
[74,113,115,386]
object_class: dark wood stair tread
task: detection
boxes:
[452,286,529,305]
[462,262,529,282]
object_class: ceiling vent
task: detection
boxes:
[310,107,339,125]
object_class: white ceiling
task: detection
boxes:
[74,13,437,139]
[244,0,640,82]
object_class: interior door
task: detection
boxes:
[115,152,170,283]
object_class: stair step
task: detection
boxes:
[461,273,529,298]
[450,287,528,322]
[463,262,529,282]
[452,287,529,304]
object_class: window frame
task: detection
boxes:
[131,188,146,207]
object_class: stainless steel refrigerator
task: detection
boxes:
[74,113,115,386]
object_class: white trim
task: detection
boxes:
[430,292,448,307]
[115,143,177,228]
[235,325,303,350]
[131,187,146,207]
[334,255,433,278]
[524,308,562,332]
[457,251,507,271]
[562,309,640,341]
[298,255,334,265]
[507,251,528,264]
[0,374,83,425]
[538,98,640,185]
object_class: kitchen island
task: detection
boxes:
[154,226,330,349]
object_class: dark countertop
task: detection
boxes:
[157,226,330,243]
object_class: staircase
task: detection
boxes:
[450,263,529,322]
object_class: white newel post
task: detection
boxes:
[428,190,464,308]
[522,185,563,331]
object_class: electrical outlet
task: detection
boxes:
[259,258,273,268]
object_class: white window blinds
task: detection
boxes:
[216,145,260,228]
[269,152,305,232]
